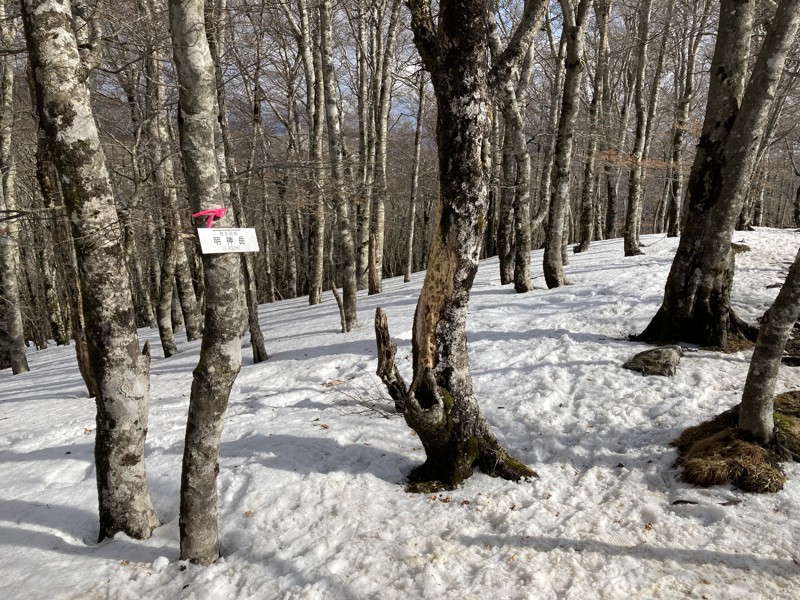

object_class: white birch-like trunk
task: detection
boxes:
[543,0,592,288]
[21,0,159,540]
[168,0,243,564]
[0,3,29,374]
[319,0,358,331]
[368,0,402,296]
[404,71,426,283]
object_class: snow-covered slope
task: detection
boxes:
[1,230,799,599]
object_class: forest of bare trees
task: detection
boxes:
[2,0,800,368]
[3,0,800,563]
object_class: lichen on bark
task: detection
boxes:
[21,0,159,540]
[375,0,545,491]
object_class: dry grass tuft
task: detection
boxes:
[674,398,800,494]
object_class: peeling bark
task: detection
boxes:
[376,0,545,490]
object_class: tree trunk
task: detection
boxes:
[575,0,609,253]
[622,0,652,257]
[0,4,29,374]
[354,3,373,291]
[636,0,800,348]
[206,0,267,362]
[603,40,635,240]
[739,248,800,443]
[543,0,592,288]
[490,30,535,293]
[378,0,545,491]
[534,23,566,235]
[667,0,711,238]
[169,0,243,564]
[497,125,516,283]
[30,103,95,391]
[404,70,426,283]
[369,0,402,295]
[22,0,159,540]
[319,0,358,331]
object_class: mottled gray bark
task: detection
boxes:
[497,125,516,284]
[29,86,93,389]
[667,0,711,238]
[319,0,358,331]
[22,0,159,540]
[637,0,800,347]
[375,0,545,490]
[543,0,592,288]
[534,23,566,235]
[205,0,267,362]
[739,248,800,443]
[0,3,28,374]
[368,0,402,296]
[404,71,426,283]
[355,4,373,291]
[622,0,652,257]
[575,0,609,253]
[490,25,535,293]
[169,0,243,564]
[603,37,634,240]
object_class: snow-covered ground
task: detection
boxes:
[2,230,800,600]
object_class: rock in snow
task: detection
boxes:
[622,345,685,376]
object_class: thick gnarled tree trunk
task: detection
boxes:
[22,0,159,540]
[169,0,242,564]
[374,0,545,491]
[636,0,800,348]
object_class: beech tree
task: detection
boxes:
[636,0,800,348]
[0,0,29,374]
[21,0,159,540]
[319,0,358,331]
[205,0,268,363]
[664,0,712,238]
[375,0,545,491]
[543,0,592,289]
[169,0,243,564]
[739,248,800,444]
[574,0,609,254]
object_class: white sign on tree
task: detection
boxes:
[192,207,260,254]
[197,228,260,254]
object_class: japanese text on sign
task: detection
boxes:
[197,228,260,254]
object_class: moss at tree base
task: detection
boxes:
[404,437,538,494]
[673,395,800,493]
